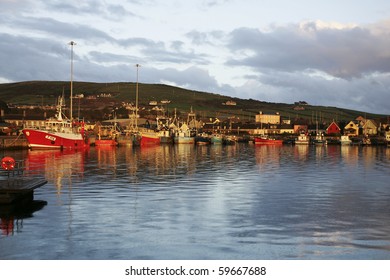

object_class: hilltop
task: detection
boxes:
[0,81,386,123]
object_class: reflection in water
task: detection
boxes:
[26,149,85,194]
[1,144,390,259]
[0,200,47,236]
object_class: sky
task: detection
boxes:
[1,0,390,114]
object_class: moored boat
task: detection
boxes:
[94,123,119,147]
[174,123,195,144]
[210,134,223,144]
[295,133,310,145]
[22,96,88,150]
[195,133,211,145]
[254,135,283,145]
[140,130,161,146]
[223,135,237,145]
[95,139,117,146]
[386,132,390,147]
[340,135,352,145]
[22,43,87,150]
[312,134,327,145]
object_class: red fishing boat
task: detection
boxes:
[254,135,283,145]
[22,96,88,150]
[22,41,87,150]
[140,131,161,146]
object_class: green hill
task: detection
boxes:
[0,81,385,123]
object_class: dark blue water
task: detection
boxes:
[1,144,390,259]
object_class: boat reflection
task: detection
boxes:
[254,145,282,170]
[0,200,47,236]
[25,149,85,194]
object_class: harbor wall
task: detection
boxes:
[0,136,29,150]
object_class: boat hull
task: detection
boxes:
[174,136,195,144]
[95,139,117,146]
[211,136,223,144]
[140,133,161,146]
[254,137,283,145]
[22,129,87,149]
[195,135,211,145]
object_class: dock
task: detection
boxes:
[0,178,47,204]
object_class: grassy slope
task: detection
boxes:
[0,81,386,122]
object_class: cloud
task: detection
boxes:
[41,0,139,20]
[1,1,390,114]
[227,21,390,79]
[222,20,390,113]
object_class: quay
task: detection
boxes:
[0,135,29,150]
[0,177,47,204]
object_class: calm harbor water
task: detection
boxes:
[1,144,390,260]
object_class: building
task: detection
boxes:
[255,112,281,124]
[326,121,341,135]
[361,119,378,135]
[344,120,360,136]
[222,100,237,106]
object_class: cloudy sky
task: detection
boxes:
[1,0,390,114]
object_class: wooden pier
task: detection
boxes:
[0,178,47,204]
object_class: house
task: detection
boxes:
[222,100,237,106]
[344,120,360,136]
[361,119,378,135]
[293,124,308,134]
[326,121,341,135]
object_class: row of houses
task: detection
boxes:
[202,112,388,137]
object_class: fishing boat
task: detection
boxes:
[340,135,352,145]
[386,132,390,147]
[312,121,326,145]
[158,130,173,144]
[254,135,283,145]
[156,116,174,144]
[94,123,119,147]
[223,135,237,145]
[195,133,211,145]
[22,96,87,149]
[295,133,310,145]
[140,130,161,146]
[174,124,195,144]
[312,134,327,145]
[22,42,87,150]
[210,134,223,144]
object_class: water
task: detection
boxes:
[1,144,390,259]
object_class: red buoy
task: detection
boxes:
[1,156,16,170]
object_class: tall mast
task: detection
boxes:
[69,41,76,121]
[135,63,141,129]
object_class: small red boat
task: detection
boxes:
[139,131,161,146]
[254,136,283,145]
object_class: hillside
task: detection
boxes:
[0,81,385,123]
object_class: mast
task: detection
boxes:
[135,64,141,129]
[69,41,76,121]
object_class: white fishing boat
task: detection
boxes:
[340,135,352,145]
[295,133,310,145]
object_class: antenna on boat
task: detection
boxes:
[69,41,76,122]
